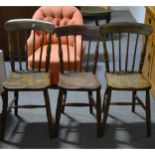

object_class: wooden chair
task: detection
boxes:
[54,25,102,137]
[0,50,6,139]
[100,22,153,137]
[79,6,111,26]
[0,19,54,140]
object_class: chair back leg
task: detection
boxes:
[44,89,53,138]
[0,91,8,141]
[146,89,151,137]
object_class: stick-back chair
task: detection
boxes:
[54,25,102,137]
[100,22,153,137]
[1,19,54,140]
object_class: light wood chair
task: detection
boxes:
[100,22,153,137]
[54,25,102,137]
[0,19,54,140]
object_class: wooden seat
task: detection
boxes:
[106,73,151,90]
[100,22,153,137]
[3,72,50,90]
[59,72,101,90]
[54,25,102,137]
[0,19,54,141]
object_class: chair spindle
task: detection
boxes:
[125,33,130,71]
[132,34,139,72]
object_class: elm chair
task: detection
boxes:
[27,6,83,86]
[1,19,54,140]
[100,22,153,137]
[54,25,102,137]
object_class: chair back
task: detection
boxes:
[100,22,152,73]
[4,19,54,72]
[55,25,100,74]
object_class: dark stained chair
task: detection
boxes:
[54,25,102,137]
[0,50,6,140]
[100,22,153,137]
[0,19,54,140]
[79,6,111,26]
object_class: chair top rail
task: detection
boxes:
[55,25,100,40]
[100,22,152,36]
[4,19,54,33]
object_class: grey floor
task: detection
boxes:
[1,10,155,149]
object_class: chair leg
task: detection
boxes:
[102,87,111,135]
[95,20,99,26]
[14,91,19,116]
[88,91,93,114]
[146,89,151,137]
[132,90,136,113]
[43,89,53,138]
[96,89,102,137]
[102,87,109,112]
[54,89,63,137]
[61,90,67,113]
[0,91,8,141]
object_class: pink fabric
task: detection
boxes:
[28,44,81,85]
[27,6,83,85]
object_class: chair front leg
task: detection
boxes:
[132,90,136,113]
[0,91,8,141]
[102,87,111,135]
[44,88,53,138]
[14,91,19,116]
[61,90,67,113]
[88,91,93,114]
[54,89,64,137]
[102,87,109,112]
[146,89,151,137]
[96,89,102,137]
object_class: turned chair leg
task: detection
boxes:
[102,87,111,135]
[146,89,151,137]
[0,91,8,141]
[96,89,102,137]
[44,89,53,138]
[132,90,136,113]
[54,89,63,137]
[88,91,93,114]
[14,91,19,116]
[61,91,67,113]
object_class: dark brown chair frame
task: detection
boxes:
[54,25,102,137]
[78,6,111,26]
[0,19,54,140]
[100,22,153,137]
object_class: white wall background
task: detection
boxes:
[111,6,146,23]
[129,6,146,23]
[110,6,129,10]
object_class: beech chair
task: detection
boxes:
[100,22,153,137]
[54,25,102,137]
[28,6,83,86]
[1,19,54,140]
